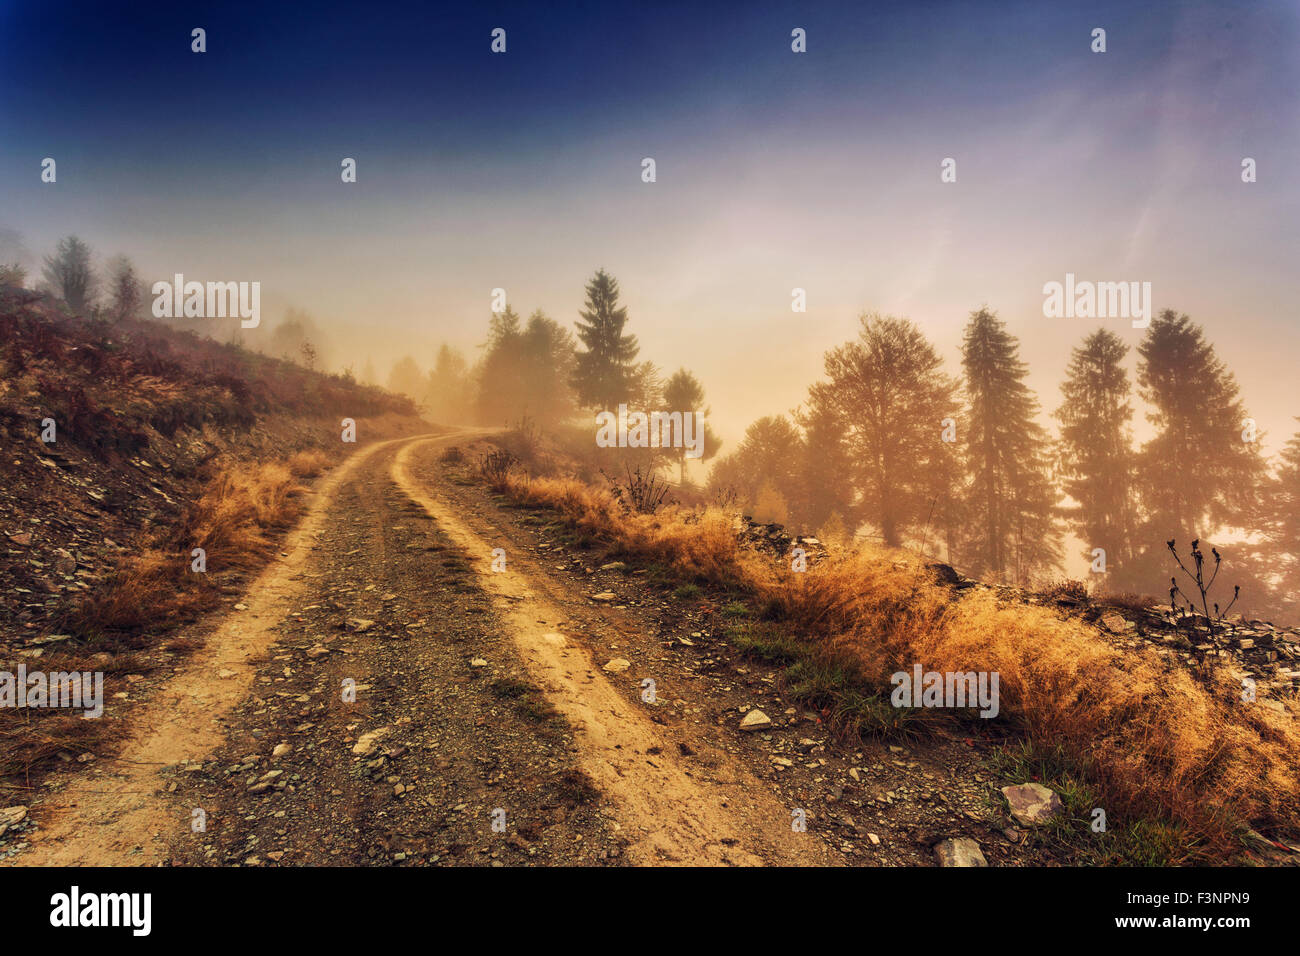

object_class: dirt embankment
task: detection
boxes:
[0,302,427,795]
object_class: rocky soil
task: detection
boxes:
[4,429,1296,867]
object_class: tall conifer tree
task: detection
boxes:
[1054,329,1137,573]
[960,307,1060,582]
[571,269,639,410]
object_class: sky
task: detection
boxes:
[1,0,1298,457]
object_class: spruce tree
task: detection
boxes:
[960,307,1060,583]
[475,306,524,424]
[519,310,577,427]
[1054,329,1137,574]
[571,269,639,410]
[1136,310,1263,538]
[41,235,97,313]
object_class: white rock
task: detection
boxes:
[1000,782,1064,826]
[351,727,391,756]
[934,837,987,867]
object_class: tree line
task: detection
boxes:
[11,233,1294,620]
[708,306,1297,622]
[384,268,721,480]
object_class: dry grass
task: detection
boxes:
[0,651,149,781]
[65,457,317,639]
[0,710,115,783]
[3,455,326,782]
[64,549,210,638]
[287,449,329,478]
[178,461,304,568]
[511,476,746,585]
[502,472,1300,858]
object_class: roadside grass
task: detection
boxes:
[64,457,315,644]
[491,470,1300,860]
[991,743,1195,865]
[0,649,156,781]
[0,455,329,782]
[725,620,933,742]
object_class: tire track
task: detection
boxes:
[391,435,839,866]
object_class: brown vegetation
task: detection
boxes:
[64,458,313,640]
[500,469,1300,860]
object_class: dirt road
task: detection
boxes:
[15,434,946,868]
[11,430,1029,867]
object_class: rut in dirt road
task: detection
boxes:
[13,436,408,867]
[392,435,840,866]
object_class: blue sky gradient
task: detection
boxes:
[1,0,1297,456]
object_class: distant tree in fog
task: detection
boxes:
[808,313,959,549]
[520,310,578,426]
[1054,328,1137,574]
[425,344,471,424]
[662,368,720,483]
[708,415,805,523]
[795,392,854,537]
[268,308,331,368]
[41,235,97,313]
[475,307,580,428]
[1251,421,1300,617]
[476,306,525,424]
[105,255,143,321]
[0,227,32,269]
[0,229,33,297]
[960,307,1060,583]
[571,269,639,410]
[387,355,424,399]
[1136,310,1263,539]
[0,263,27,289]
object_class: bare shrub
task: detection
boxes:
[603,464,675,515]
[477,448,518,490]
[1167,538,1241,637]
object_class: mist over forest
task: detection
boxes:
[5,229,1297,626]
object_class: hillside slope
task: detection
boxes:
[0,298,427,784]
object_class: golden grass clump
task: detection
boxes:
[177,461,305,570]
[67,457,317,637]
[288,448,330,478]
[509,475,746,584]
